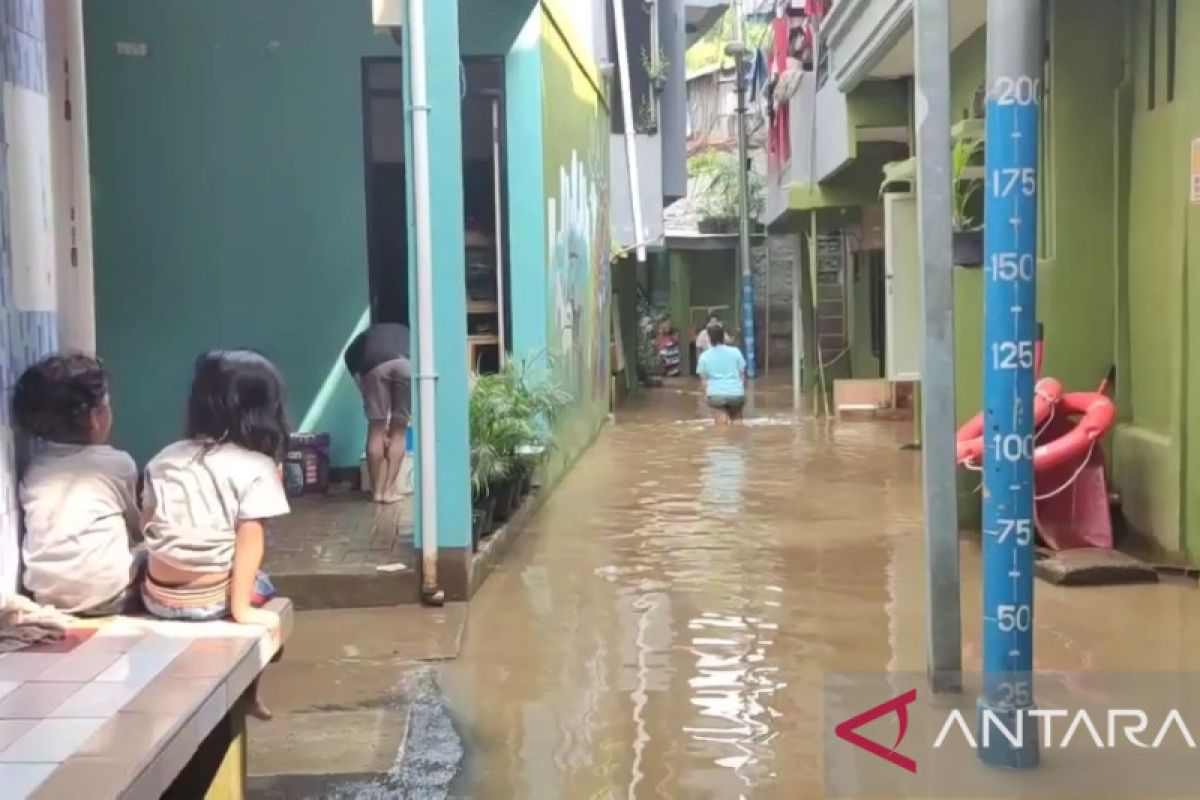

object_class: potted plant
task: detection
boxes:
[636,95,658,134]
[696,153,764,235]
[952,134,985,267]
[468,359,569,533]
[643,47,670,92]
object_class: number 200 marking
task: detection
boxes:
[993,76,1041,106]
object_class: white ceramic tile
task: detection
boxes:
[0,717,107,763]
[0,680,20,702]
[37,646,124,683]
[93,651,181,684]
[49,682,143,719]
[0,654,60,681]
[0,683,84,719]
[126,634,191,657]
[0,762,56,798]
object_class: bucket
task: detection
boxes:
[284,433,331,497]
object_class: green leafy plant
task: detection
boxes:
[643,47,671,89]
[952,135,985,232]
[469,359,571,497]
[637,95,658,133]
[695,152,764,223]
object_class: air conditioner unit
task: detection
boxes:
[372,0,404,27]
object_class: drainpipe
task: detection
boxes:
[912,0,961,695]
[407,0,444,605]
[979,0,1042,768]
[611,0,648,263]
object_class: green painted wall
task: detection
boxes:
[1116,0,1200,554]
[789,142,907,211]
[949,7,1124,528]
[688,251,738,311]
[848,79,909,129]
[86,0,397,468]
[507,9,549,374]
[850,257,881,379]
[540,3,611,472]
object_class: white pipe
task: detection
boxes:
[492,97,507,365]
[408,0,442,603]
[611,0,648,263]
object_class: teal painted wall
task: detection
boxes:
[461,0,535,55]
[405,2,471,551]
[86,0,396,468]
[507,9,549,373]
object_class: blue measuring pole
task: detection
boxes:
[741,274,757,378]
[978,0,1042,768]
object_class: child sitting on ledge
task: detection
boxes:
[13,354,141,617]
[140,349,289,720]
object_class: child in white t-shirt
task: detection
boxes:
[141,350,291,720]
[13,354,140,616]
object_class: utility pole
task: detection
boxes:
[979,0,1042,769]
[912,0,961,694]
[726,0,757,378]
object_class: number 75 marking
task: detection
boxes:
[995,518,1033,545]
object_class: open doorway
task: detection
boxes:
[462,57,510,375]
[362,58,409,326]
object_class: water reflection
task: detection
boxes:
[440,381,1200,798]
[698,443,744,516]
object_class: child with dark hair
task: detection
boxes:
[141,350,289,719]
[13,354,140,615]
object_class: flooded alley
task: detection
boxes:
[441,384,1200,798]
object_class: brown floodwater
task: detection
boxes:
[440,379,1200,798]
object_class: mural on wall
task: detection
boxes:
[541,8,611,420]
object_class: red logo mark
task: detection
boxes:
[834,689,918,773]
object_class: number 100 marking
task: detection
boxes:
[992,434,1034,462]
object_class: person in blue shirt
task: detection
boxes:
[695,323,747,425]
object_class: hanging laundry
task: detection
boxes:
[750,48,769,102]
[768,16,792,168]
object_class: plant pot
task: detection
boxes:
[471,509,486,552]
[952,229,984,267]
[490,479,519,525]
[473,492,498,535]
[698,217,738,235]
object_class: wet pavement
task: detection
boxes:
[437,379,1200,798]
[267,487,419,608]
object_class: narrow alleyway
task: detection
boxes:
[440,381,1200,798]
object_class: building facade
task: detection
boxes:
[0,0,704,603]
[766,0,1200,558]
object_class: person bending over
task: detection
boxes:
[344,323,412,503]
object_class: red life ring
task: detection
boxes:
[1032,391,1116,473]
[955,378,1062,466]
